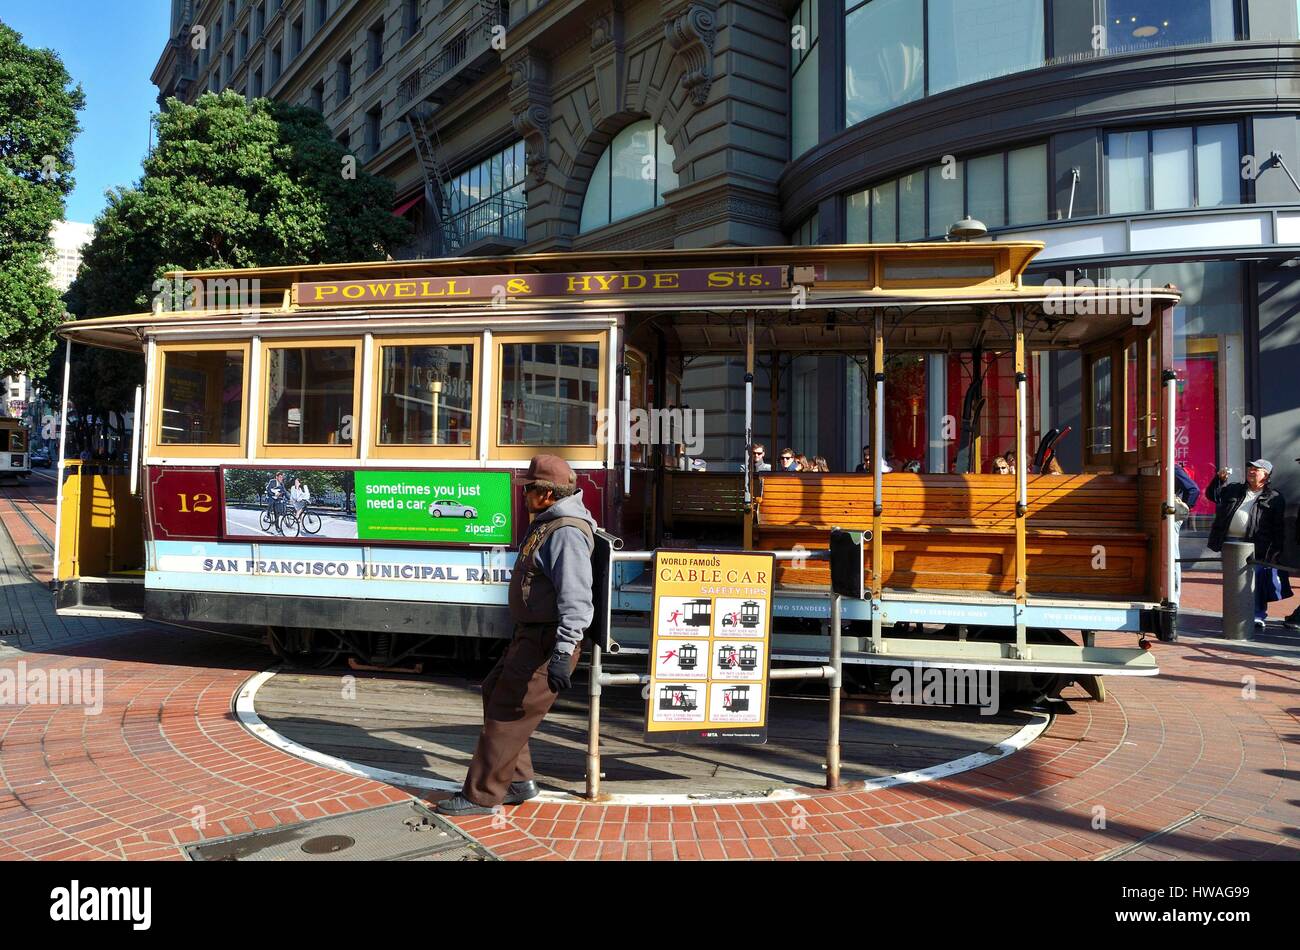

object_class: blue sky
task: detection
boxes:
[2,0,172,224]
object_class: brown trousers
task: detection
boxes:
[462,624,581,807]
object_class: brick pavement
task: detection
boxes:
[1,480,1297,860]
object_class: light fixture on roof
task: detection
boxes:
[1133,24,1159,37]
[947,217,987,241]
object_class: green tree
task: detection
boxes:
[68,90,411,317]
[60,90,412,449]
[0,21,84,378]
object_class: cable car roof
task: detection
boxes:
[56,242,1180,353]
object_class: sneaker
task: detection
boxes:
[434,793,494,816]
[504,780,539,805]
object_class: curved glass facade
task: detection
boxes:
[842,0,1240,130]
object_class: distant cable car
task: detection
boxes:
[716,643,738,668]
[658,684,698,712]
[682,598,711,627]
[737,643,758,671]
[677,642,698,670]
[722,685,750,712]
[739,600,761,628]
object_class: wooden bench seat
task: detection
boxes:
[754,473,1153,598]
[663,470,746,530]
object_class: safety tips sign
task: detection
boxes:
[645,550,774,744]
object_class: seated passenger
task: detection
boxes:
[778,448,798,471]
[794,454,812,472]
[992,454,1012,475]
[1045,456,1064,475]
[812,455,830,472]
[749,443,772,472]
[854,446,893,473]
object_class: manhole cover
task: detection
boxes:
[301,834,355,855]
[187,803,495,861]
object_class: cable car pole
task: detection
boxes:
[827,589,842,789]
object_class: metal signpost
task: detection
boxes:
[583,529,867,799]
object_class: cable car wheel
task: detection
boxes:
[266,625,342,669]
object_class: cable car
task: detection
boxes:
[721,685,750,712]
[739,600,761,628]
[658,684,698,712]
[0,418,30,481]
[676,641,698,670]
[681,598,712,628]
[716,643,738,669]
[50,243,1174,685]
[737,643,759,671]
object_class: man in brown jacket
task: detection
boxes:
[437,454,596,815]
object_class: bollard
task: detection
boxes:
[1221,541,1255,641]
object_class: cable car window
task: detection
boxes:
[265,345,356,446]
[1089,355,1113,454]
[1123,342,1139,454]
[377,342,474,446]
[499,340,600,446]
[158,348,245,445]
[8,428,25,453]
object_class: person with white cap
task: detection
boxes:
[1206,458,1289,626]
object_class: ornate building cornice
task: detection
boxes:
[662,0,718,107]
[507,50,553,186]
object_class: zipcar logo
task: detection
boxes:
[49,881,152,930]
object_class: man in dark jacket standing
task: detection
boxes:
[437,454,596,815]
[1206,459,1288,625]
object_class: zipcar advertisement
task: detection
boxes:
[221,466,512,545]
[353,470,512,544]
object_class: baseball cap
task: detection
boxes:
[1247,458,1273,475]
[512,453,577,489]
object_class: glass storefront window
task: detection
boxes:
[848,144,1047,242]
[1103,0,1237,53]
[1008,145,1048,224]
[790,0,820,157]
[899,171,926,240]
[1107,130,1148,214]
[842,1,1238,132]
[499,342,600,445]
[871,179,897,242]
[966,153,1005,229]
[159,349,244,445]
[927,0,1044,95]
[1104,261,1245,522]
[927,164,962,237]
[377,343,474,446]
[1106,124,1241,213]
[844,0,924,126]
[265,346,356,445]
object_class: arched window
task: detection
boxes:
[579,120,679,232]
